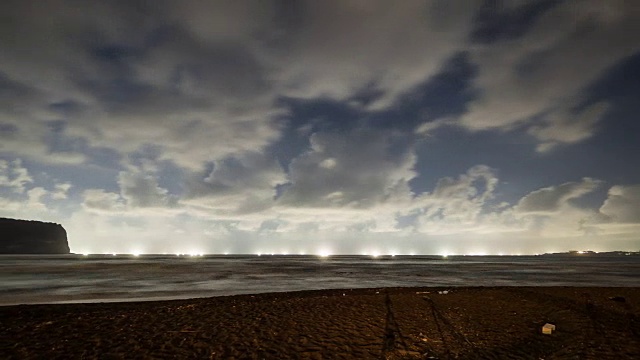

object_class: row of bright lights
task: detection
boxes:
[82,252,206,257]
[79,251,550,257]
[79,246,615,257]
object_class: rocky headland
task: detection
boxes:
[0,217,70,254]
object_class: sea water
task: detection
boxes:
[1,254,639,305]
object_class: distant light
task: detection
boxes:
[132,253,140,257]
[318,250,331,258]
[112,253,116,256]
[442,254,448,258]
[82,253,89,256]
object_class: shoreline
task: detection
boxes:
[4,284,640,308]
[2,286,640,358]
[2,284,640,306]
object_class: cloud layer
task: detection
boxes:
[1,1,639,254]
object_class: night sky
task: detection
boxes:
[1,1,639,255]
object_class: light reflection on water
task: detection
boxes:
[1,254,639,305]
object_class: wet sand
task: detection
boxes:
[2,287,640,359]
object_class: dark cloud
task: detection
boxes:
[0,123,18,138]
[471,0,561,44]
[279,129,415,208]
[581,52,640,106]
[271,52,478,171]
[0,72,39,107]
[184,152,285,215]
[188,154,284,198]
[373,52,478,132]
[82,189,124,212]
[457,0,640,152]
[118,171,177,208]
[48,100,84,117]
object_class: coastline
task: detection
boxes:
[2,286,639,359]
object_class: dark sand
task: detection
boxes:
[2,287,640,359]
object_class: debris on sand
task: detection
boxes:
[542,323,556,335]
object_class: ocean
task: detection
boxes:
[1,254,639,306]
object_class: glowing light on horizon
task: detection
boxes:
[318,249,332,257]
[468,251,487,256]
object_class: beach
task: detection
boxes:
[2,287,639,359]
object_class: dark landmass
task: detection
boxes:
[1,287,639,359]
[541,250,640,257]
[0,217,69,254]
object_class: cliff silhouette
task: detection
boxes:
[0,218,70,254]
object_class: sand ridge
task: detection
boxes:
[2,287,640,359]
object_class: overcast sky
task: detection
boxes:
[1,0,639,255]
